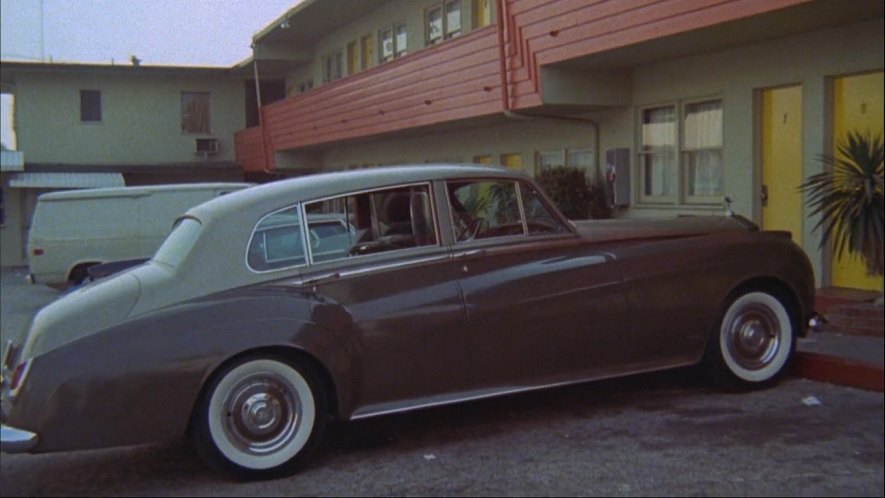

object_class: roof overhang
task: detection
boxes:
[552,0,883,70]
[7,172,125,189]
[0,60,236,89]
[243,0,390,77]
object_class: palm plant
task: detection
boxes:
[799,131,884,277]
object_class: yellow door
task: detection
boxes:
[474,0,492,28]
[500,153,522,170]
[831,71,884,290]
[347,41,358,75]
[361,35,373,70]
[761,86,804,246]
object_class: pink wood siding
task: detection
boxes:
[237,0,811,170]
[263,26,503,152]
[500,0,810,109]
[234,126,270,173]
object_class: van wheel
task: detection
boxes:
[68,263,97,285]
[190,355,328,480]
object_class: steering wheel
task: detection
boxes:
[457,217,487,242]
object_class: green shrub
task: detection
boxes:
[536,166,609,220]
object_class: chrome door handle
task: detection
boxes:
[453,249,486,259]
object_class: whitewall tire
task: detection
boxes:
[192,356,327,479]
[706,290,796,389]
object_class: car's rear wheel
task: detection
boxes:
[191,355,327,479]
[704,290,796,390]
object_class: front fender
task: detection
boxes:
[5,290,352,453]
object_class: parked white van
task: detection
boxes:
[27,183,253,286]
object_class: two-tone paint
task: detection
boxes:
[1,165,815,456]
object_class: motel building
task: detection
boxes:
[2,0,883,293]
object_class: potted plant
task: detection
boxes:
[799,131,884,295]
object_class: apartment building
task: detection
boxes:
[1,1,881,290]
[0,62,251,265]
[236,0,884,290]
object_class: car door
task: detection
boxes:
[300,184,470,415]
[446,179,631,389]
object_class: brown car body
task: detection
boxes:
[0,165,816,477]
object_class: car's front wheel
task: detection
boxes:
[190,355,327,479]
[704,290,796,390]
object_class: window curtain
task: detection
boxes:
[684,100,723,196]
[181,92,209,134]
[642,107,676,197]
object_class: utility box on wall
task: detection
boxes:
[605,148,631,207]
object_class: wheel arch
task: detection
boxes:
[723,276,804,334]
[187,345,341,437]
[66,260,103,283]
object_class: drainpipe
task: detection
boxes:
[495,1,601,180]
[495,0,510,111]
[252,54,277,176]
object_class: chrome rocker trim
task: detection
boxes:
[1,424,39,453]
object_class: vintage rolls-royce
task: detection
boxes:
[1,165,819,479]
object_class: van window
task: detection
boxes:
[153,218,202,268]
[247,205,307,272]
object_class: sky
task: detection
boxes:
[0,0,299,148]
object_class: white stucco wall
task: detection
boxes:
[12,68,246,165]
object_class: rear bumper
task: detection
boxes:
[0,424,38,453]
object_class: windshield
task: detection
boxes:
[152,217,202,268]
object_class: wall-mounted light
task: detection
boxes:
[280,18,291,29]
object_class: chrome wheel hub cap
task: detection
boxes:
[726,306,780,370]
[224,375,300,455]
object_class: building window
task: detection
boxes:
[639,105,677,201]
[683,100,723,200]
[473,0,492,28]
[426,1,461,46]
[568,148,595,174]
[536,150,564,174]
[181,92,210,134]
[473,154,492,164]
[638,98,723,204]
[80,89,101,122]
[298,79,314,94]
[323,51,344,83]
[380,22,407,62]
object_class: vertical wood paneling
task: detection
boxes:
[234,127,267,172]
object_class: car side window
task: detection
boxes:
[447,180,524,242]
[304,184,438,263]
[247,205,307,272]
[519,183,568,236]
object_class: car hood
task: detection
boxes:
[572,215,758,243]
[19,272,142,360]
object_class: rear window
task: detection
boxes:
[152,218,202,268]
[247,205,307,272]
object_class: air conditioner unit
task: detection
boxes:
[195,138,219,155]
